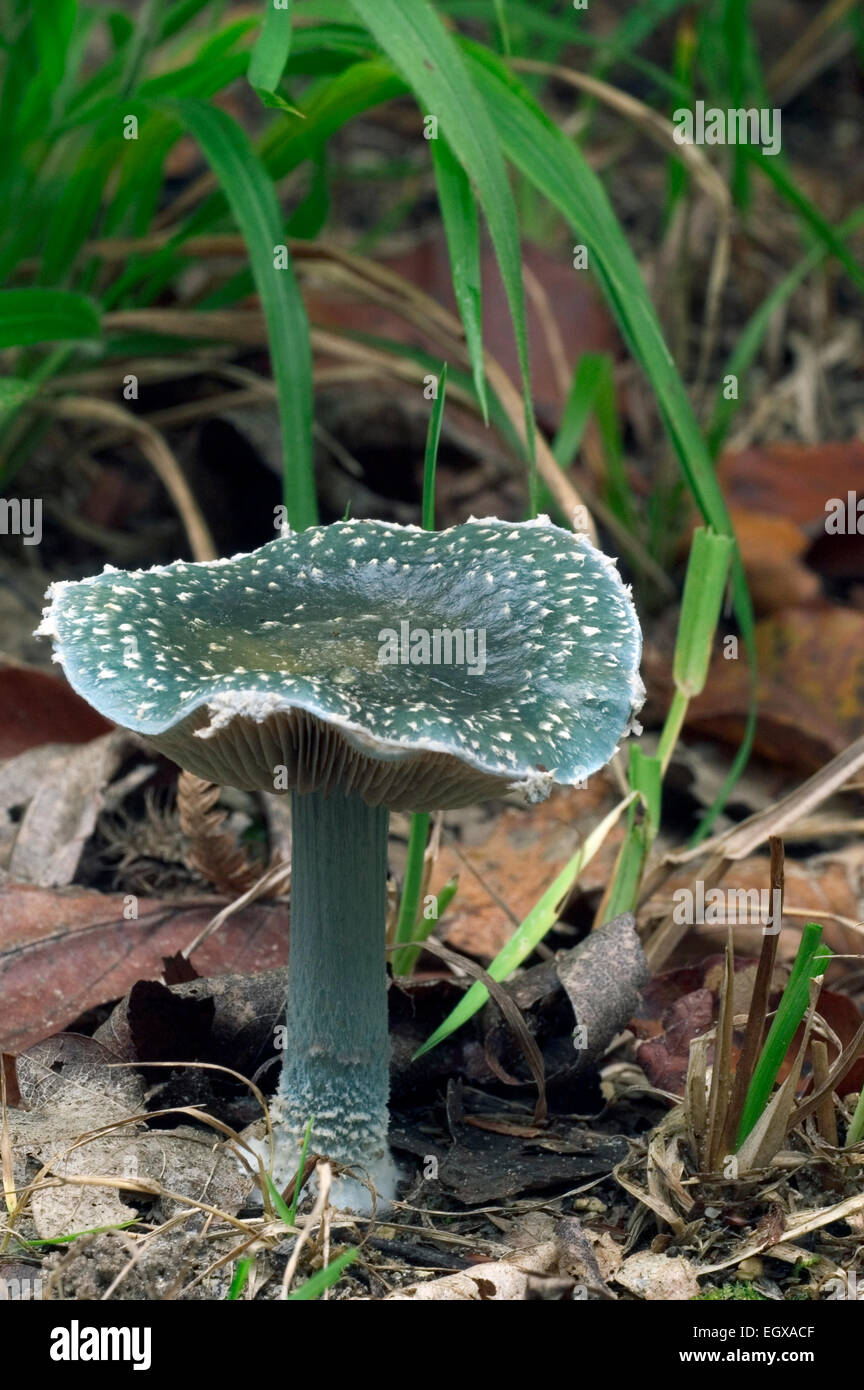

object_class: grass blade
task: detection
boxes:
[671,528,734,698]
[249,0,295,104]
[40,138,117,285]
[551,354,605,469]
[656,527,733,773]
[159,0,219,42]
[719,837,783,1157]
[264,1172,295,1226]
[847,1083,864,1147]
[33,0,77,97]
[430,138,488,421]
[421,361,447,530]
[414,791,635,1057]
[599,747,662,924]
[169,100,316,528]
[286,1113,314,1223]
[347,0,536,502]
[226,1256,254,1299]
[441,2,689,100]
[392,875,459,978]
[394,812,431,949]
[737,923,832,1147]
[0,288,100,348]
[286,1248,358,1299]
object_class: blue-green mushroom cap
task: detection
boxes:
[37,516,644,811]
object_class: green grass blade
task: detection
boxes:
[737,923,831,1147]
[117,0,162,99]
[286,149,331,238]
[392,876,458,978]
[720,0,760,208]
[414,791,635,1057]
[226,1256,254,1299]
[347,0,536,502]
[286,1113,315,1223]
[552,352,633,529]
[264,1172,295,1225]
[286,1248,358,1299]
[141,51,251,100]
[294,0,359,18]
[847,1084,864,1147]
[551,355,604,469]
[598,0,695,66]
[58,50,253,134]
[671,528,734,698]
[421,360,447,530]
[169,100,316,529]
[430,138,487,422]
[601,747,662,923]
[395,813,431,951]
[665,14,696,216]
[249,0,294,102]
[260,58,408,181]
[657,528,733,773]
[493,0,511,55]
[22,1218,139,1247]
[32,0,78,96]
[0,288,100,348]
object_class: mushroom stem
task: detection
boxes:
[273,787,397,1206]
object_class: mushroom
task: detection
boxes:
[38,516,644,1210]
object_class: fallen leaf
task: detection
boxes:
[6,731,131,887]
[686,606,864,771]
[720,441,864,582]
[0,885,289,1054]
[719,441,864,528]
[615,1249,701,1300]
[726,507,820,614]
[0,666,113,759]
